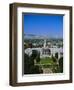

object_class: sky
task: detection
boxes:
[23,13,63,39]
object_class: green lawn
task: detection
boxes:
[38,57,54,65]
[36,57,59,72]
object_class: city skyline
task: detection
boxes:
[24,13,63,39]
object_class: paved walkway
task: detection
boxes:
[43,68,53,73]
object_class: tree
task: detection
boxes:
[51,55,59,73]
[55,52,58,59]
[59,57,63,73]
[31,50,38,59]
[24,50,43,74]
[29,65,43,74]
[24,53,30,74]
[52,55,57,62]
[36,52,40,63]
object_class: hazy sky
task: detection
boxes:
[24,13,63,38]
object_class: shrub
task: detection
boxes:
[24,50,43,74]
[55,52,58,59]
[59,57,63,73]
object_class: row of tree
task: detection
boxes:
[24,50,43,74]
[52,53,63,73]
[24,50,63,74]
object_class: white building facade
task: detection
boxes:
[25,46,63,59]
